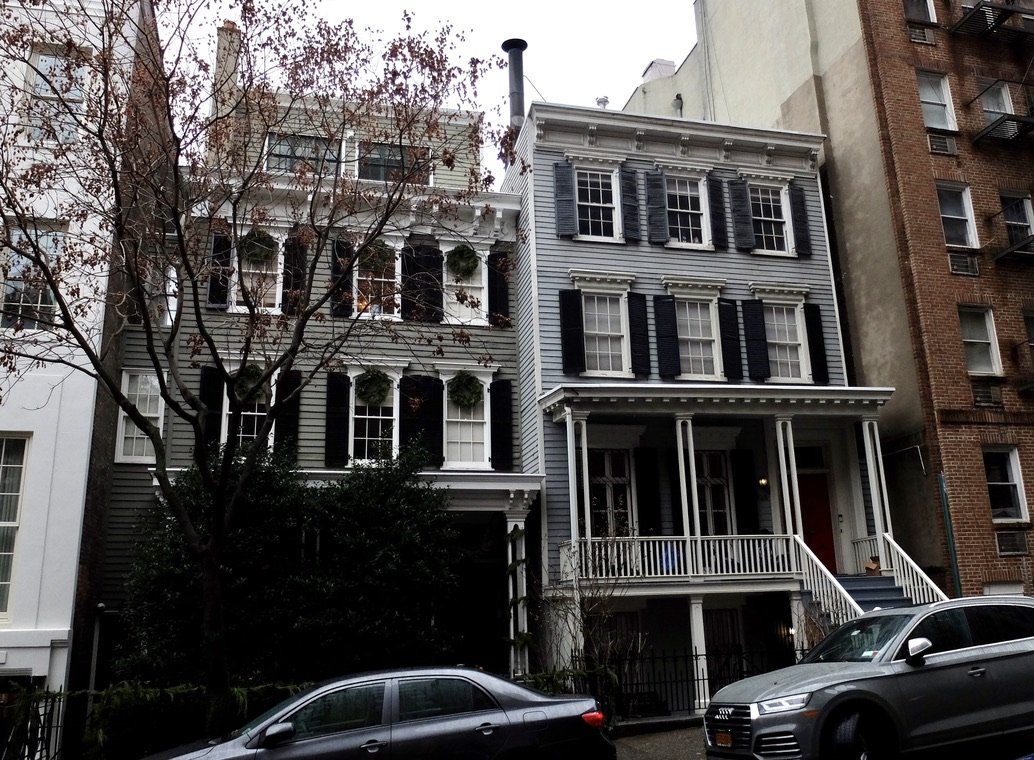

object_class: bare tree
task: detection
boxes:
[0,0,515,728]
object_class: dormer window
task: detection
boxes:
[358,142,430,184]
[266,133,340,176]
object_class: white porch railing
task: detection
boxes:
[561,535,796,581]
[851,535,881,573]
[880,532,948,606]
[793,536,863,630]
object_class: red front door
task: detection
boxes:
[798,473,837,572]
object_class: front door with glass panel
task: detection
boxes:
[695,451,734,535]
[587,450,635,537]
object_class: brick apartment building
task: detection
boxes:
[625,0,1034,596]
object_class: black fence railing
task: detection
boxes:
[0,689,62,760]
[571,646,806,722]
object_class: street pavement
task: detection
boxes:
[615,725,706,760]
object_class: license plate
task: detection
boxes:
[716,731,732,748]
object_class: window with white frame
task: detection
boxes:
[765,302,806,380]
[351,369,397,461]
[981,82,1014,127]
[266,133,340,175]
[749,184,791,253]
[1001,194,1034,249]
[355,241,398,317]
[117,371,164,463]
[0,437,26,613]
[147,265,179,326]
[576,169,618,239]
[443,247,486,324]
[222,365,272,448]
[959,306,1002,375]
[2,226,63,330]
[917,72,956,131]
[666,176,707,245]
[676,299,720,378]
[937,185,977,248]
[443,371,490,468]
[583,293,625,374]
[904,0,935,22]
[983,448,1028,522]
[358,142,430,185]
[26,52,84,144]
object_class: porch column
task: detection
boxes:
[689,595,709,711]
[862,416,891,571]
[789,590,807,659]
[775,416,803,536]
[506,508,529,676]
[675,414,701,573]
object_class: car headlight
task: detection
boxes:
[756,693,811,715]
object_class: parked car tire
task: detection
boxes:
[829,710,894,760]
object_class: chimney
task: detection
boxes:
[501,38,528,129]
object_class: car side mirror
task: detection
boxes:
[262,721,296,747]
[905,636,932,666]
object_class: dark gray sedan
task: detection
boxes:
[153,666,616,760]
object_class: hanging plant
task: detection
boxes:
[448,371,483,408]
[356,369,392,406]
[233,363,264,400]
[239,228,277,262]
[446,244,479,279]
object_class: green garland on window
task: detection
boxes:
[446,244,479,279]
[239,228,277,262]
[356,369,392,406]
[448,371,483,408]
[233,363,263,400]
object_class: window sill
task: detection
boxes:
[992,519,1030,527]
[766,376,812,384]
[443,317,489,328]
[573,235,627,245]
[751,249,795,258]
[582,371,635,380]
[664,242,714,252]
[355,313,402,322]
[115,457,157,465]
[678,374,725,382]
[441,463,492,471]
[926,126,959,136]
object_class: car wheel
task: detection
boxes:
[829,711,894,760]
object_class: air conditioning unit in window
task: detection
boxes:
[972,380,1003,407]
[996,531,1027,556]
[949,251,979,275]
[928,134,957,155]
[908,23,935,44]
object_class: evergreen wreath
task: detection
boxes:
[356,369,392,406]
[239,228,277,262]
[446,244,479,279]
[364,239,394,269]
[233,363,264,400]
[448,371,483,408]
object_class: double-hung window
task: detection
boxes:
[981,82,1013,127]
[351,369,399,461]
[666,176,706,245]
[355,241,399,318]
[749,184,791,253]
[0,437,26,613]
[560,271,644,378]
[984,448,1028,522]
[583,292,625,373]
[1001,194,1034,250]
[442,369,491,469]
[577,169,618,239]
[937,185,977,248]
[2,226,63,330]
[117,371,164,463]
[223,365,273,448]
[443,245,486,324]
[358,142,430,185]
[661,277,726,380]
[765,303,806,380]
[904,0,935,22]
[959,306,1001,375]
[917,71,956,130]
[26,52,84,144]
[266,133,340,175]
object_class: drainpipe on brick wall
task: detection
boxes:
[938,472,962,597]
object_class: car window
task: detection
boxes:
[397,677,497,722]
[966,605,1034,645]
[897,608,971,658]
[288,682,386,741]
[801,614,911,663]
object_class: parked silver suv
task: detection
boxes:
[704,595,1034,759]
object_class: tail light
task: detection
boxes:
[581,708,606,729]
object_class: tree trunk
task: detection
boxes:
[200,547,235,737]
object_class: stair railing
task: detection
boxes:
[880,533,949,606]
[793,536,863,634]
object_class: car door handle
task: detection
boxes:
[968,667,986,678]
[360,739,388,753]
[475,722,503,735]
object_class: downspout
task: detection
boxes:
[938,472,962,597]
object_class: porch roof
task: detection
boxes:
[539,382,894,420]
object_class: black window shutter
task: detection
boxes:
[281,231,307,316]
[490,379,513,471]
[789,181,812,257]
[708,175,729,250]
[742,299,771,381]
[486,250,510,327]
[325,372,351,467]
[654,294,682,379]
[628,291,650,376]
[207,233,232,309]
[718,298,743,381]
[645,171,668,244]
[559,289,586,374]
[199,365,225,449]
[554,162,578,237]
[620,166,641,242]
[401,244,443,323]
[330,239,354,317]
[399,375,444,466]
[804,303,829,384]
[728,178,755,252]
[274,369,302,457]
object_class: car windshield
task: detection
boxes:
[801,613,912,663]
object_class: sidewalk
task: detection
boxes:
[615,725,706,760]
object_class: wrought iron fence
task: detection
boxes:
[0,690,62,760]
